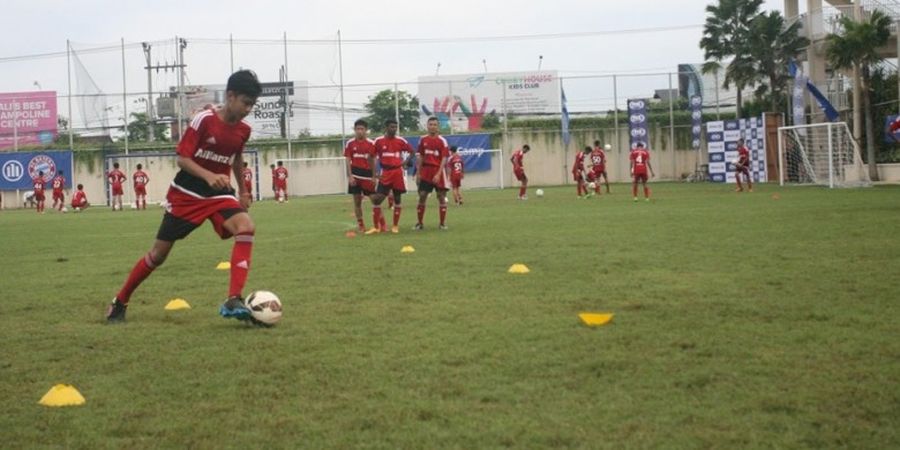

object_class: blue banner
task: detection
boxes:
[627,99,649,149]
[885,115,900,143]
[0,150,73,190]
[690,95,703,150]
[403,133,493,173]
[561,86,571,147]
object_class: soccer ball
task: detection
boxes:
[535,189,545,198]
[74,207,81,212]
[588,182,597,190]
[246,290,282,326]
[604,144,612,151]
[61,207,68,213]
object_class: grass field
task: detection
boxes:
[1,182,898,449]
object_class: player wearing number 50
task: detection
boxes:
[106,70,262,324]
[734,138,753,193]
[630,142,654,202]
[448,146,465,206]
[133,164,150,210]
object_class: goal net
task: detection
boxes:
[777,122,871,188]
[275,148,506,198]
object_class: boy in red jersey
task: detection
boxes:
[734,138,753,192]
[630,142,654,202]
[106,70,262,324]
[448,146,465,205]
[273,161,289,203]
[587,140,610,195]
[415,117,451,231]
[241,161,254,202]
[133,164,150,210]
[573,146,589,198]
[344,119,377,232]
[511,144,530,200]
[366,119,413,235]
[32,171,46,214]
[51,170,66,211]
[71,184,89,210]
[107,162,126,211]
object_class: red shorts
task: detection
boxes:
[348,177,376,195]
[274,181,287,191]
[377,167,407,194]
[112,185,124,196]
[418,165,447,191]
[633,172,648,183]
[735,165,750,175]
[157,187,246,241]
[34,192,45,201]
[71,199,87,208]
[53,190,64,201]
[514,169,526,182]
[450,175,462,188]
[134,186,147,196]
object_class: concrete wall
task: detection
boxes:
[876,163,900,183]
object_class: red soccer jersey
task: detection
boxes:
[107,169,126,188]
[449,153,464,176]
[241,167,253,184]
[573,152,586,171]
[51,175,65,192]
[630,149,650,175]
[274,167,288,182]
[175,108,251,196]
[590,148,606,169]
[72,190,87,206]
[133,170,149,188]
[418,135,449,167]
[32,176,45,194]
[344,138,377,171]
[512,150,525,170]
[737,146,750,166]
[375,135,413,168]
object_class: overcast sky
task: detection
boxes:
[1,0,788,134]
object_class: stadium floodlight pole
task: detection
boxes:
[122,38,129,155]
[337,30,347,150]
[283,32,292,159]
[141,42,155,142]
[66,39,74,151]
[538,55,543,71]
[482,59,487,73]
[669,72,675,179]
[176,36,184,140]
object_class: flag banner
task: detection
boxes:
[627,99,649,149]
[690,95,703,150]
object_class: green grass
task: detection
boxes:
[1,183,898,449]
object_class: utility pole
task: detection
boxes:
[141,42,155,142]
[177,37,187,140]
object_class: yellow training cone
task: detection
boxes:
[39,384,86,407]
[164,298,191,311]
[401,245,415,253]
[579,313,614,327]
[508,264,530,274]
[216,261,231,270]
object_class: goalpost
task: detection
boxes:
[777,122,871,188]
[276,149,506,197]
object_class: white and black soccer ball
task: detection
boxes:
[535,189,545,198]
[61,207,68,213]
[588,182,597,190]
[246,290,283,326]
[604,144,612,151]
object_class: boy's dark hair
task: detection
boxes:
[384,119,398,126]
[585,146,592,152]
[243,161,248,167]
[227,70,262,98]
[450,146,458,153]
[277,161,283,167]
[136,163,142,170]
[594,140,601,147]
[269,164,275,168]
[77,183,84,190]
[427,116,438,123]
[354,119,368,128]
[523,144,531,150]
[113,162,120,169]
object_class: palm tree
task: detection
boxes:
[827,9,892,180]
[747,11,810,113]
[700,0,764,118]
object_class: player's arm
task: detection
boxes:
[435,146,448,183]
[367,154,376,181]
[344,144,356,186]
[647,160,655,178]
[415,142,424,182]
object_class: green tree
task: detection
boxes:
[747,11,810,113]
[826,9,892,180]
[363,90,420,134]
[126,112,169,142]
[700,0,764,118]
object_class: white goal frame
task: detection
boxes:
[777,122,871,188]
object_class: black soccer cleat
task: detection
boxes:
[106,298,127,323]
[219,295,251,321]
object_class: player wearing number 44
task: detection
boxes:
[734,138,753,193]
[630,142,654,202]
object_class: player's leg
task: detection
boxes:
[368,192,385,234]
[108,238,175,323]
[520,175,528,199]
[643,178,650,201]
[219,211,255,319]
[391,190,403,233]
[602,172,610,193]
[353,193,366,232]
[735,169,744,192]
[746,171,753,192]
[594,173,602,195]
[437,189,448,230]
[416,187,428,229]
[632,177,639,201]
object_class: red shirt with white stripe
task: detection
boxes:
[375,135,412,169]
[417,135,449,167]
[344,138,377,171]
[174,108,251,197]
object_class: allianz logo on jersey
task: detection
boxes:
[193,148,233,165]
[423,149,441,156]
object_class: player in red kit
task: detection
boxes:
[448,146,465,206]
[51,170,66,211]
[32,171,46,214]
[734,138,753,192]
[241,161,254,202]
[344,119,377,233]
[273,161,289,203]
[107,70,262,324]
[415,117,451,231]
[367,119,413,234]
[573,146,589,198]
[71,184,89,210]
[107,162,126,211]
[587,140,610,195]
[630,142,654,202]
[511,144,530,200]
[133,164,150,210]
